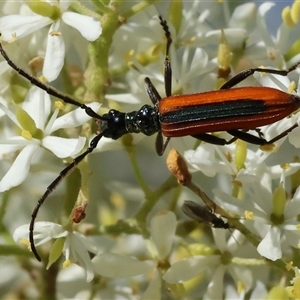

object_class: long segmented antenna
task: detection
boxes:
[0,16,174,261]
[159,16,172,97]
[29,132,105,261]
[0,42,107,261]
[0,42,102,120]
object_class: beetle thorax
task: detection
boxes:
[125,105,160,136]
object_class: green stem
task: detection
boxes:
[91,0,113,14]
[0,245,32,257]
[0,191,9,223]
[71,1,107,18]
[135,175,178,226]
[186,180,233,218]
[121,0,160,20]
[0,191,16,245]
[232,257,267,266]
[42,259,60,300]
[123,136,151,194]
[78,159,91,202]
[185,180,261,247]
[83,6,121,103]
[97,219,141,235]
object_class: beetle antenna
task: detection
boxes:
[158,16,172,57]
[29,131,105,261]
[0,42,104,120]
[0,41,113,260]
[159,16,172,97]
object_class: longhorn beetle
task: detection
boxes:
[1,17,300,261]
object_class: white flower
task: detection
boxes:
[13,221,98,282]
[92,253,154,278]
[286,266,300,298]
[1,1,300,298]
[0,0,102,81]
[184,143,238,177]
[256,184,300,261]
[92,211,176,299]
[0,86,100,191]
[253,70,300,149]
[185,138,300,182]
[214,170,300,261]
[163,229,252,299]
[225,281,267,300]
[255,2,300,67]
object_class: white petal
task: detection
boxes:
[0,96,8,117]
[284,194,300,220]
[50,102,101,133]
[92,253,154,278]
[212,229,228,252]
[184,146,219,176]
[0,15,51,41]
[35,222,67,246]
[43,24,65,82]
[42,136,85,158]
[141,270,161,300]
[0,144,38,191]
[69,136,86,156]
[73,232,98,254]
[13,224,31,242]
[33,221,61,232]
[150,211,176,259]
[163,255,219,283]
[57,264,87,282]
[257,226,282,260]
[227,264,253,293]
[35,225,64,248]
[68,234,94,282]
[22,87,51,130]
[184,144,235,177]
[105,93,142,104]
[250,281,268,299]
[62,12,102,41]
[93,136,124,152]
[229,3,256,30]
[59,0,72,11]
[0,137,30,156]
[269,162,300,179]
[256,2,276,49]
[177,48,211,88]
[44,109,59,135]
[284,228,300,248]
[0,102,21,128]
[254,72,291,91]
[288,125,300,148]
[205,266,226,299]
[205,28,248,49]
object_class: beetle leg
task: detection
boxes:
[227,130,268,145]
[228,123,299,145]
[156,131,170,156]
[192,133,237,145]
[220,62,300,90]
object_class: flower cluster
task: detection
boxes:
[1,1,300,299]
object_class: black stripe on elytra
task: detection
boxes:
[160,99,267,124]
